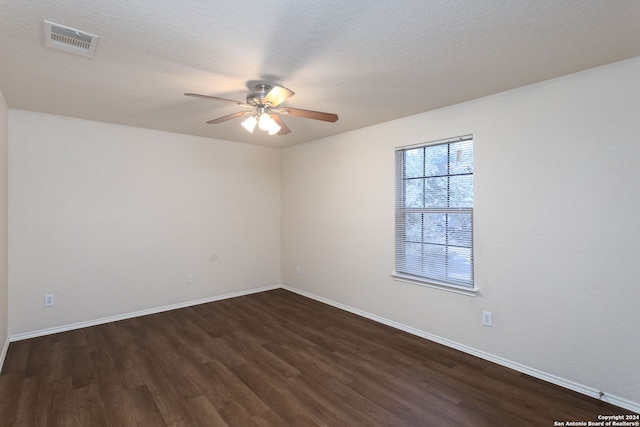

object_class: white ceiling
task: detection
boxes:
[1,1,639,148]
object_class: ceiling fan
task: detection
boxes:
[185,84,338,136]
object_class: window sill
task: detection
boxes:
[391,272,479,297]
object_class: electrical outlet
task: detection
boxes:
[295,266,302,276]
[482,311,493,327]
[186,274,193,284]
[44,294,55,307]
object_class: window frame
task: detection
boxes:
[392,135,477,296]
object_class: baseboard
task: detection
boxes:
[9,284,280,342]
[0,335,9,372]
[281,285,640,414]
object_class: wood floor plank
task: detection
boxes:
[24,337,51,378]
[89,348,125,395]
[286,374,378,427]
[12,375,44,427]
[101,384,167,427]
[0,372,22,424]
[1,289,635,426]
[184,395,229,427]
[198,358,271,417]
[231,363,321,426]
[71,383,108,427]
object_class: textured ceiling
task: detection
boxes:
[1,1,639,147]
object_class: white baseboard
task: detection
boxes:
[281,285,640,414]
[9,284,280,342]
[0,336,9,371]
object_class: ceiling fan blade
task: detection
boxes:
[206,111,252,124]
[185,93,251,107]
[276,107,338,122]
[271,114,291,135]
[262,86,295,108]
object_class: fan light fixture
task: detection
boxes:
[258,113,281,135]
[241,115,258,133]
[242,112,280,135]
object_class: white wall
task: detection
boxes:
[282,57,640,405]
[0,89,8,360]
[8,111,281,335]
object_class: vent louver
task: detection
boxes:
[44,20,99,57]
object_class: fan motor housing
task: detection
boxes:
[246,84,272,106]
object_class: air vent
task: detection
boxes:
[44,20,99,57]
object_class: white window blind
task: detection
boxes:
[394,136,474,289]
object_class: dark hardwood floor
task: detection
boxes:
[0,289,634,426]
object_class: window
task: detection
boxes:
[394,136,474,291]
